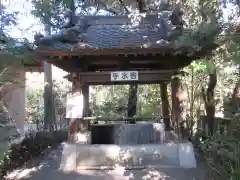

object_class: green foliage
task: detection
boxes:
[53,80,70,126]
[0,32,36,66]
[201,112,240,180]
[90,84,164,118]
[174,22,221,54]
[55,0,74,9]
[1,0,240,176]
[26,87,43,123]
[230,43,240,65]
[31,0,70,31]
[31,0,55,24]
[0,67,21,128]
[0,131,67,177]
[0,2,25,154]
[186,60,207,72]
[0,4,18,30]
[205,60,217,74]
[0,2,37,65]
[26,78,70,130]
[91,85,129,116]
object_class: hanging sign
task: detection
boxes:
[66,93,83,118]
[144,87,148,97]
[144,87,148,103]
[110,71,138,81]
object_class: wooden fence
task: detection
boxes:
[200,116,231,136]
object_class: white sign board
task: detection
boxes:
[66,93,83,118]
[110,71,138,81]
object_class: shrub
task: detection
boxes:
[201,112,240,180]
[0,131,67,177]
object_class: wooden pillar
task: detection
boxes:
[82,85,89,118]
[171,77,186,138]
[127,84,138,123]
[160,82,170,130]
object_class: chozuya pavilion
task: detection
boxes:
[34,9,218,172]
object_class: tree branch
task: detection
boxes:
[61,0,76,29]
[118,0,130,14]
[83,0,121,15]
[207,72,217,98]
[201,86,207,108]
[92,4,100,15]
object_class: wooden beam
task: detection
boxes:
[86,61,190,71]
[36,43,217,57]
[73,70,179,85]
[84,116,169,121]
[48,54,190,63]
[87,64,166,71]
[36,47,175,56]
[89,60,160,66]
[39,53,193,73]
[130,60,158,64]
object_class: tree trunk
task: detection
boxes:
[43,62,54,132]
[171,77,186,138]
[43,25,54,132]
[202,72,217,135]
[231,66,240,115]
[127,84,138,123]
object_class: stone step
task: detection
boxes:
[72,165,207,180]
[60,143,196,172]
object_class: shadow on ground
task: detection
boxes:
[5,145,208,180]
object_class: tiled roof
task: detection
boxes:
[38,12,183,51]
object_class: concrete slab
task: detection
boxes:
[59,143,77,172]
[178,143,196,168]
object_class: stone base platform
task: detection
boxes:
[59,142,196,172]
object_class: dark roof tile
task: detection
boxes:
[37,13,183,52]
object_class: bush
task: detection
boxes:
[201,112,240,180]
[0,131,67,177]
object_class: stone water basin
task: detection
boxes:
[91,123,165,145]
